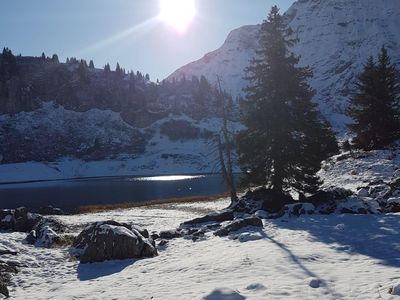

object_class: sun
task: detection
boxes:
[158,0,196,33]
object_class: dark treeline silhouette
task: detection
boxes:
[346,46,400,150]
[0,47,238,125]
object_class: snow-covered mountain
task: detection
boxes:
[167,0,400,130]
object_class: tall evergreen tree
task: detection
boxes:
[237,6,338,194]
[89,60,95,69]
[347,46,400,150]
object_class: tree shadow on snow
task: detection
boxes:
[257,229,344,298]
[273,214,400,268]
[76,259,136,281]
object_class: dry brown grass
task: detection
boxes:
[78,193,230,214]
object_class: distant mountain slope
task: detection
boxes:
[167,0,400,130]
[167,25,259,98]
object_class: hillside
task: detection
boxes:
[0,51,238,172]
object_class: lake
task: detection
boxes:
[0,174,234,213]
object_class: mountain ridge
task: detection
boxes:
[167,0,400,131]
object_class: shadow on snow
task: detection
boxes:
[76,259,136,281]
[272,213,400,268]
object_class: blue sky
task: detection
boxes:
[0,0,294,80]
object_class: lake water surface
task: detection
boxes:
[0,174,232,212]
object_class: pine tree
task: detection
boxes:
[89,60,95,69]
[237,6,338,194]
[347,46,400,150]
[116,62,121,73]
[104,63,111,73]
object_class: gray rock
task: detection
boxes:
[158,239,168,247]
[72,221,157,264]
[158,229,182,240]
[214,217,263,237]
[181,210,234,226]
[231,188,295,214]
[0,272,9,298]
[0,208,42,232]
[26,218,66,248]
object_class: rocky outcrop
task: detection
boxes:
[158,230,182,240]
[0,207,42,232]
[0,248,19,299]
[231,187,295,215]
[214,217,263,237]
[181,211,234,226]
[25,217,67,248]
[72,221,157,264]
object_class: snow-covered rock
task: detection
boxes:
[214,217,263,237]
[308,278,322,289]
[0,208,41,232]
[390,281,400,295]
[72,221,157,263]
[168,0,400,131]
[26,218,66,248]
[238,231,264,243]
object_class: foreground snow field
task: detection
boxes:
[1,198,400,300]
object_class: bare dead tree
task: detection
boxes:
[215,76,238,206]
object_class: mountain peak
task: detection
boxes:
[167,0,400,131]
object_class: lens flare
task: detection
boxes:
[158,0,196,33]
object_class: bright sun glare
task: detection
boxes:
[159,0,196,33]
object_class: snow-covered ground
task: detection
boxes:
[319,148,400,193]
[1,198,400,299]
[1,146,400,299]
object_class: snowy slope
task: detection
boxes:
[2,199,400,299]
[167,25,259,98]
[167,0,400,130]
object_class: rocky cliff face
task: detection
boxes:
[168,0,400,130]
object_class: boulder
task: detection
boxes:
[181,211,234,226]
[389,177,400,190]
[234,187,295,214]
[0,208,42,232]
[306,188,352,214]
[337,198,380,215]
[72,221,157,264]
[0,272,8,299]
[390,281,400,295]
[385,197,400,213]
[26,218,66,248]
[214,217,263,237]
[357,188,369,197]
[158,229,182,240]
[0,210,15,231]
